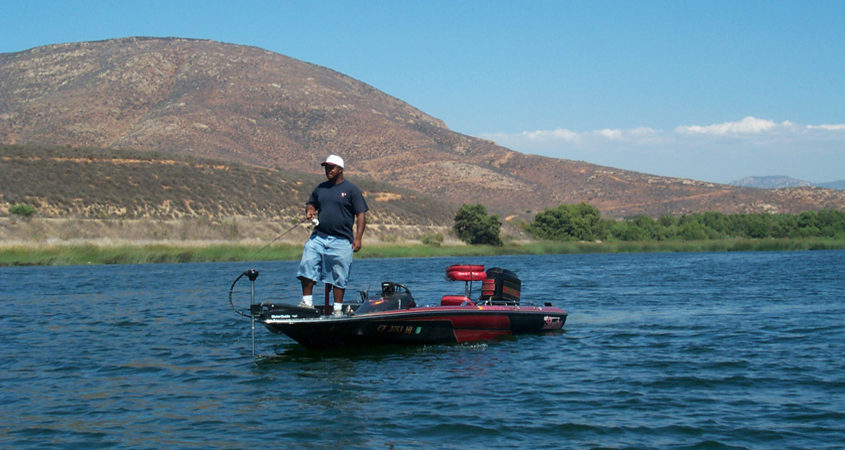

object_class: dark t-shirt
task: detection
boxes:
[307,180,368,242]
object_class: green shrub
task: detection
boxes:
[527,202,845,242]
[9,203,36,217]
[420,232,444,246]
[526,202,602,241]
[453,204,503,246]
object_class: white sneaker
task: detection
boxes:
[298,300,313,308]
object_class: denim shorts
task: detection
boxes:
[296,234,354,288]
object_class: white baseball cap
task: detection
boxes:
[321,154,344,169]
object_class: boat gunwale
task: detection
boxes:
[261,304,568,325]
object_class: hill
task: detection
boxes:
[818,181,845,191]
[731,176,812,189]
[2,37,844,219]
[731,176,845,191]
[0,144,457,242]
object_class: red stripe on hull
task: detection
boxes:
[453,329,512,343]
[411,314,512,343]
[411,314,510,329]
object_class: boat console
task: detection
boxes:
[354,282,416,314]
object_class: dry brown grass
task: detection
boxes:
[1,144,458,226]
[0,216,468,248]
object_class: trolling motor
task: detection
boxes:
[228,269,260,358]
[229,269,327,358]
[228,269,260,317]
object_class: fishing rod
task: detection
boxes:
[256,217,318,253]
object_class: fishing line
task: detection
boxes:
[256,217,318,253]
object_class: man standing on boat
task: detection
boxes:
[297,154,368,315]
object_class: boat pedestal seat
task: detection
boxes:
[445,264,486,282]
[445,265,486,301]
[440,295,474,306]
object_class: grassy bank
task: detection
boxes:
[2,238,844,266]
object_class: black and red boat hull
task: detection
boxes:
[260,305,567,349]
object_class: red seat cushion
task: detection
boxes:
[441,295,474,306]
[446,264,486,281]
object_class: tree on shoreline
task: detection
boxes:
[453,204,503,246]
[526,202,601,241]
[525,203,845,242]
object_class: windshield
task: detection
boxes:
[355,283,415,314]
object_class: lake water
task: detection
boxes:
[1,251,843,448]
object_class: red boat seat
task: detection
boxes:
[446,264,486,281]
[441,295,474,306]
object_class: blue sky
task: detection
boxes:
[2,0,843,183]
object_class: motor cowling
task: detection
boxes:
[480,267,521,305]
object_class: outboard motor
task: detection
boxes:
[480,267,521,305]
[355,282,416,314]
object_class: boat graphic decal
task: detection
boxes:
[542,316,563,330]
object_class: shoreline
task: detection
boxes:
[2,238,843,267]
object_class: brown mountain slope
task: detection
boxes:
[2,37,843,219]
[0,144,454,227]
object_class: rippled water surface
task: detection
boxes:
[1,251,843,448]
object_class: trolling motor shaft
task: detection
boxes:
[245,269,259,359]
[227,269,260,359]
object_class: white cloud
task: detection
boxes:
[597,128,622,139]
[479,117,845,183]
[807,124,845,131]
[674,116,780,135]
[525,128,580,141]
[498,126,663,146]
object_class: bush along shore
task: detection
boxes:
[1,238,844,266]
[2,201,843,266]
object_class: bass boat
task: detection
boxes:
[229,264,567,351]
